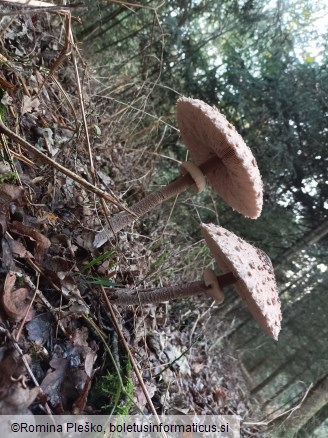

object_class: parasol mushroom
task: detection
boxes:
[107,269,234,306]
[201,223,282,340]
[94,97,263,247]
[107,224,281,340]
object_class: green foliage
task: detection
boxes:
[82,249,116,272]
[80,276,117,287]
[78,249,118,286]
[96,359,135,415]
[77,0,328,426]
[0,95,6,120]
[0,169,18,184]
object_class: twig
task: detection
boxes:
[0,120,136,216]
[0,324,53,415]
[68,16,96,183]
[243,382,314,427]
[82,314,144,416]
[15,272,40,341]
[21,271,67,335]
[105,0,154,9]
[67,16,120,244]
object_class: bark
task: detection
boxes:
[262,369,306,410]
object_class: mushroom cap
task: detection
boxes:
[177,97,263,219]
[201,223,281,340]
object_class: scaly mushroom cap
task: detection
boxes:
[201,223,281,340]
[177,97,263,219]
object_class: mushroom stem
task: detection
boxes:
[95,155,221,246]
[107,271,236,306]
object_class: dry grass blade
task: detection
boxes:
[0,121,137,216]
[0,0,85,11]
[100,285,167,438]
[68,14,95,181]
[243,383,314,428]
[105,0,155,9]
[0,120,23,186]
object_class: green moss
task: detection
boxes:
[0,171,18,184]
[94,359,135,415]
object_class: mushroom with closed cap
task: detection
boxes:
[201,223,282,341]
[94,97,263,247]
[108,223,282,340]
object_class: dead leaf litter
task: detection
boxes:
[0,6,265,436]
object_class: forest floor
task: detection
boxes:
[0,5,268,437]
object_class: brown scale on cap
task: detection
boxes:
[201,223,282,340]
[177,97,263,219]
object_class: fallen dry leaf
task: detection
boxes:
[41,329,97,413]
[0,348,39,414]
[191,363,206,374]
[0,384,39,415]
[1,236,33,272]
[21,95,40,115]
[1,272,33,322]
[40,356,67,413]
[7,238,33,259]
[135,381,157,411]
[213,386,228,403]
[72,375,92,414]
[26,313,53,346]
[1,238,16,271]
[9,221,51,263]
[0,184,26,236]
[0,184,25,205]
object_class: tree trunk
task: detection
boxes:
[274,373,328,437]
[251,353,297,396]
[297,400,328,437]
[273,220,328,269]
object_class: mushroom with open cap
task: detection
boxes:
[94,97,263,247]
[107,223,281,340]
[201,223,282,340]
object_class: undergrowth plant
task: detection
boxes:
[95,359,135,415]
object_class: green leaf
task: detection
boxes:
[81,275,117,287]
[94,124,101,135]
[82,249,116,271]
